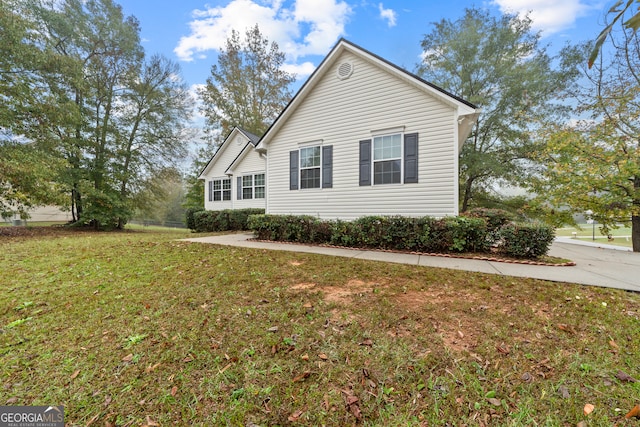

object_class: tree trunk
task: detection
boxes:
[632,215,640,252]
[460,177,474,213]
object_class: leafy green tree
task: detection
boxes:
[11,0,192,229]
[534,17,640,251]
[114,54,192,226]
[199,24,295,139]
[187,25,295,209]
[417,8,580,212]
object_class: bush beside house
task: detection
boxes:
[246,212,555,259]
[187,208,265,233]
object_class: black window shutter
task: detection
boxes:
[322,145,333,188]
[359,139,372,186]
[208,181,213,202]
[237,176,242,200]
[289,150,299,190]
[404,133,419,184]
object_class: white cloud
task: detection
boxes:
[174,0,352,64]
[491,0,599,34]
[281,61,317,78]
[378,3,397,27]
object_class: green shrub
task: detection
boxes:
[185,207,204,231]
[497,223,555,258]
[192,208,264,233]
[463,208,514,232]
[246,214,553,259]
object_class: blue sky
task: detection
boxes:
[116,0,609,101]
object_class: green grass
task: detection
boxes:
[556,224,633,248]
[1,227,639,426]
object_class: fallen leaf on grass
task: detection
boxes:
[292,371,310,382]
[145,363,161,373]
[121,353,133,362]
[625,404,640,419]
[288,410,304,422]
[616,370,637,383]
[70,369,80,380]
[318,353,328,360]
[182,355,194,363]
[143,415,159,426]
[576,421,587,427]
[6,397,18,404]
[583,403,594,415]
[557,323,575,333]
[558,385,570,399]
[487,398,501,406]
[359,338,373,346]
[170,386,178,396]
[496,344,510,355]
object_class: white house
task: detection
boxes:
[198,127,266,211]
[200,39,480,219]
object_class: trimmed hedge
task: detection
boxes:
[247,214,555,259]
[190,208,265,232]
[185,207,204,231]
[496,223,555,258]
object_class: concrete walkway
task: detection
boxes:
[182,233,640,292]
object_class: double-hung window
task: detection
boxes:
[254,173,265,198]
[289,144,333,190]
[209,178,231,201]
[300,146,321,189]
[242,175,254,199]
[238,173,266,200]
[359,132,418,186]
[373,134,402,185]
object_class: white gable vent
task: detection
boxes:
[336,61,353,80]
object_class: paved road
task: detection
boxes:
[182,233,640,292]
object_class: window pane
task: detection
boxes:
[213,180,221,190]
[255,187,265,199]
[254,174,265,186]
[243,188,253,199]
[300,146,320,168]
[373,134,401,161]
[223,190,231,201]
[374,160,401,185]
[300,168,320,189]
[213,191,222,201]
[222,179,231,190]
[243,175,253,187]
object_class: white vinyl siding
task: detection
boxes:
[265,50,458,220]
[231,146,266,209]
[201,128,266,211]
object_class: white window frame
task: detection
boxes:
[299,145,322,189]
[254,173,265,199]
[241,173,266,199]
[372,132,403,185]
[211,178,231,201]
[242,175,254,200]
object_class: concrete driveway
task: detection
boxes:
[183,234,640,292]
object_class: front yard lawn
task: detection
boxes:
[1,227,639,426]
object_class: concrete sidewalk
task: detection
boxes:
[182,233,640,292]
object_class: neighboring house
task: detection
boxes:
[200,39,480,219]
[198,127,266,211]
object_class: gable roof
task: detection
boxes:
[257,38,480,148]
[198,126,262,179]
